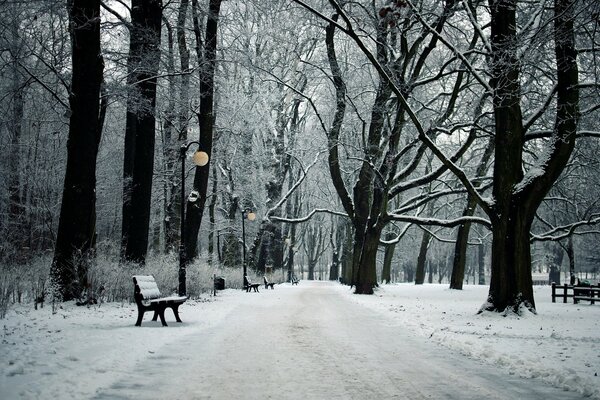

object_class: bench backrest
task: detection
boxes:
[133,275,162,302]
[244,275,251,286]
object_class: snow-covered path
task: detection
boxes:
[93,281,582,400]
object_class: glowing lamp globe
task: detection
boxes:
[193,151,209,166]
[247,212,256,221]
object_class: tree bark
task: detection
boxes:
[450,140,494,289]
[566,235,575,285]
[381,233,396,284]
[121,0,162,263]
[484,0,579,313]
[184,0,222,260]
[51,0,103,300]
[415,230,432,285]
[353,225,382,294]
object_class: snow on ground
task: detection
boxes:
[0,282,598,399]
[338,283,600,399]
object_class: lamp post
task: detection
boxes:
[241,208,256,288]
[179,141,209,296]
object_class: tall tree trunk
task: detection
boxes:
[450,197,476,289]
[51,0,103,300]
[162,17,177,253]
[415,230,432,285]
[184,0,222,260]
[121,0,162,263]
[485,0,579,313]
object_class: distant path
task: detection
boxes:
[94,281,581,399]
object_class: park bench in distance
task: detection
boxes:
[132,275,187,326]
[291,275,300,285]
[244,275,260,292]
[264,276,275,289]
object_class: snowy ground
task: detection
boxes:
[0,281,598,399]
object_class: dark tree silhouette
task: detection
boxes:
[50,0,104,300]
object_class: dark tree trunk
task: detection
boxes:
[162,17,177,253]
[340,221,353,285]
[353,225,382,294]
[221,196,241,268]
[121,0,162,263]
[184,0,222,260]
[450,199,476,289]
[488,203,535,311]
[484,0,579,313]
[548,244,564,284]
[329,252,339,281]
[415,230,432,285]
[50,0,103,300]
[566,235,575,285]
[381,233,396,284]
[285,181,300,282]
[207,164,217,266]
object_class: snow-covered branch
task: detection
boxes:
[269,208,348,224]
[387,213,491,229]
[531,214,600,242]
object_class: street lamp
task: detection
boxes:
[179,141,209,296]
[241,208,256,288]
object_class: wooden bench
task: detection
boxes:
[264,276,275,289]
[133,275,187,326]
[244,275,260,292]
[291,275,300,285]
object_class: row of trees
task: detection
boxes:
[0,0,598,313]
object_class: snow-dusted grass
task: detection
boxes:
[0,282,598,399]
[338,283,600,399]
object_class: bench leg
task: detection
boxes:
[152,311,159,321]
[171,304,183,323]
[135,308,145,327]
[157,306,168,327]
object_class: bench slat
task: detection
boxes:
[148,296,187,304]
[133,275,162,300]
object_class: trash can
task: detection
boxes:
[214,276,225,290]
